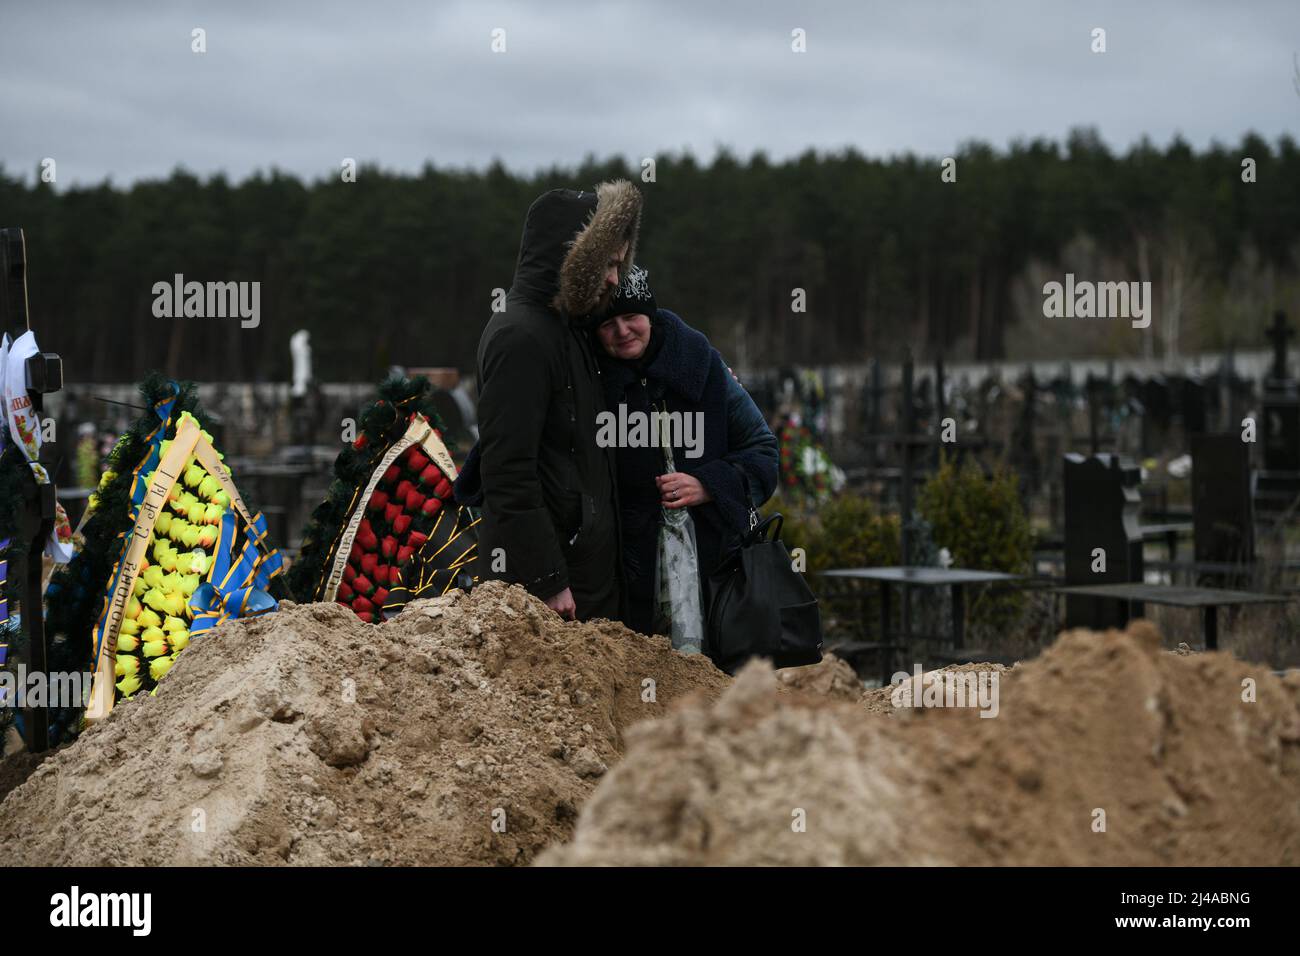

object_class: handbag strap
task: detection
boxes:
[745,512,782,546]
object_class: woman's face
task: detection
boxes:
[597,313,651,360]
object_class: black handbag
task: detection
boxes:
[704,512,823,674]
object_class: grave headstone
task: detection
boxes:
[1262,311,1299,472]
[1010,367,1040,500]
[1257,311,1300,518]
[1063,452,1144,628]
[1140,377,1174,450]
[914,373,934,435]
[1191,433,1254,569]
[863,359,883,472]
[931,355,947,469]
[934,356,947,422]
[1267,310,1293,380]
[1225,363,1255,436]
[1121,374,1148,456]
[899,352,915,567]
[1216,350,1235,432]
[1179,376,1208,439]
[1084,373,1117,454]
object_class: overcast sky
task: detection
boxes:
[2,0,1298,188]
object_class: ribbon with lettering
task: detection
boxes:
[83,408,198,720]
[84,403,287,720]
[322,413,470,604]
[87,385,181,680]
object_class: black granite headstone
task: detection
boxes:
[1262,311,1299,472]
[1011,368,1041,499]
[1084,374,1105,454]
[1191,433,1254,568]
[1257,312,1300,520]
[1267,310,1293,381]
[1180,377,1208,438]
[1141,376,1174,435]
[1262,401,1300,472]
[863,360,882,472]
[1063,453,1145,628]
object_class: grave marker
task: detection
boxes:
[1179,376,1208,439]
[1257,311,1300,518]
[1262,311,1299,472]
[1063,452,1144,628]
[0,227,64,753]
[1191,433,1255,571]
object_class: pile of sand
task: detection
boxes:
[540,621,1300,865]
[8,595,1298,868]
[774,652,863,702]
[0,582,729,865]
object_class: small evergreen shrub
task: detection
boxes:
[918,455,1032,633]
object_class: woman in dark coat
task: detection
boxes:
[591,266,779,649]
[454,181,643,622]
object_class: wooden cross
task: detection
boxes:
[2,227,63,753]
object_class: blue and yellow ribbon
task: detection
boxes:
[189,510,281,635]
[0,536,9,664]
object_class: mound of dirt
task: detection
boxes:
[775,653,863,702]
[540,620,1300,866]
[0,582,729,866]
[0,740,57,807]
[861,660,1012,715]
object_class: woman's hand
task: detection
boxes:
[544,587,577,620]
[657,472,711,508]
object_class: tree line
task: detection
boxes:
[2,127,1297,384]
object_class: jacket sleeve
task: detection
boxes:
[477,324,568,599]
[688,361,780,534]
[722,370,779,507]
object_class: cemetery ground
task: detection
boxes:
[1,578,1297,866]
[6,317,1300,865]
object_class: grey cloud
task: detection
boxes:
[1,0,1296,187]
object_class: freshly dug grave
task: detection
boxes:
[0,582,729,866]
[540,620,1300,866]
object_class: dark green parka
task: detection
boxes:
[457,181,643,621]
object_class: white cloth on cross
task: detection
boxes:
[0,331,74,562]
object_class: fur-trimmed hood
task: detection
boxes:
[507,180,643,322]
[552,179,643,320]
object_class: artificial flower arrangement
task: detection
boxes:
[777,418,831,499]
[288,375,478,622]
[44,375,284,729]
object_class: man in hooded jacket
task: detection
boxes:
[455,180,644,621]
